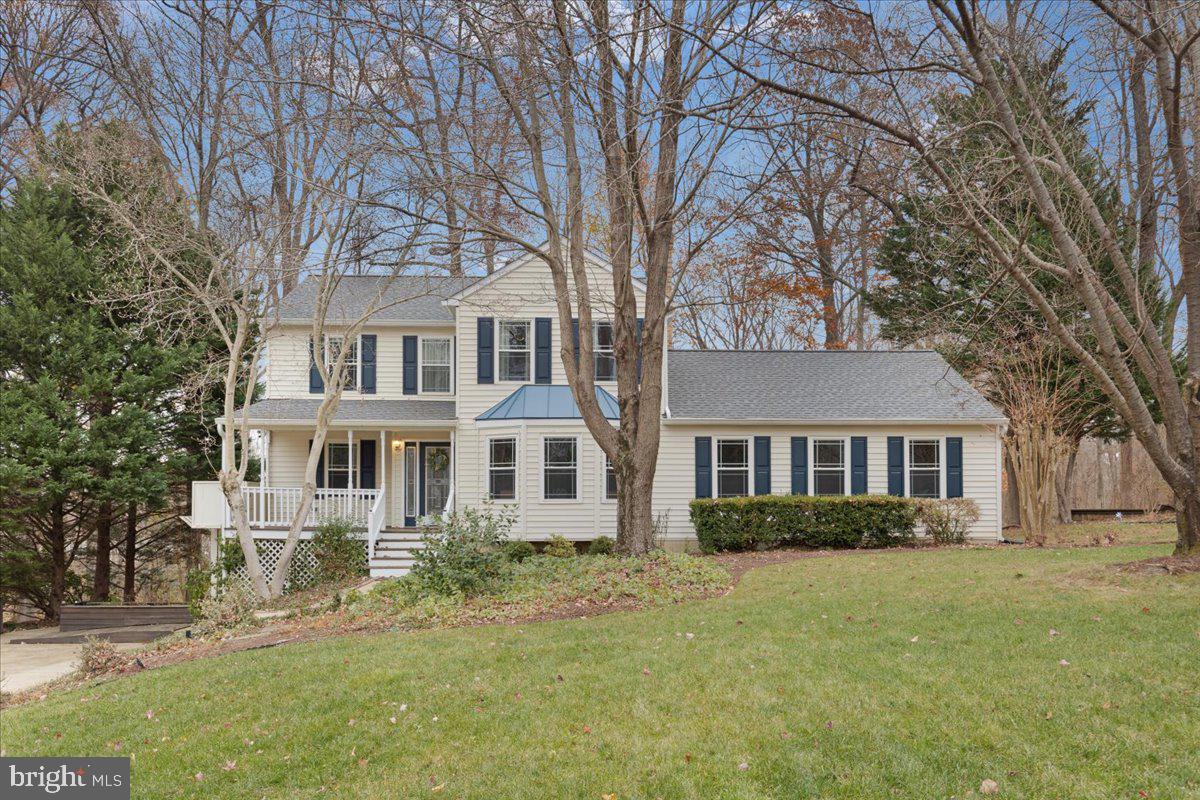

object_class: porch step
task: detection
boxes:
[368,530,424,578]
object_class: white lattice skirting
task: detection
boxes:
[225,538,368,592]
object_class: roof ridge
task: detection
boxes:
[667,348,938,354]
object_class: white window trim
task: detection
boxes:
[497,319,532,383]
[810,436,850,497]
[593,320,616,383]
[715,437,752,498]
[601,450,617,503]
[486,435,519,503]
[540,434,581,502]
[324,333,362,394]
[905,436,947,499]
[418,334,454,395]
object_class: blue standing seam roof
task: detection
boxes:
[476,385,620,421]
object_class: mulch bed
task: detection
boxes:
[1113,554,1200,576]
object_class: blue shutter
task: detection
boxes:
[946,437,963,498]
[754,436,771,495]
[571,318,580,368]
[694,437,712,498]
[790,436,808,494]
[887,436,904,496]
[360,334,377,394]
[477,317,494,384]
[310,440,325,489]
[636,317,644,381]
[402,335,418,394]
[850,436,868,495]
[359,439,376,490]
[534,317,552,384]
[308,339,323,393]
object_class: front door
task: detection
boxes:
[420,442,451,520]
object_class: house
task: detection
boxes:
[184,252,1007,580]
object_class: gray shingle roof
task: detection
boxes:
[666,350,1004,422]
[277,275,476,323]
[243,398,456,424]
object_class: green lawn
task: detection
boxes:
[3,545,1198,799]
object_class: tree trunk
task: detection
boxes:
[1003,447,1021,530]
[49,501,67,621]
[1176,492,1200,555]
[1055,444,1078,524]
[92,499,113,601]
[123,501,137,603]
[615,460,657,554]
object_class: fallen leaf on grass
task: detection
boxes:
[980,778,999,794]
[222,761,236,772]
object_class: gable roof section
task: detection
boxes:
[666,350,1004,423]
[445,249,647,305]
[477,385,620,421]
[277,275,476,324]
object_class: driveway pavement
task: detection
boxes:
[1,632,139,694]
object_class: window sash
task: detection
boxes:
[488,438,517,501]
[716,439,750,498]
[604,454,617,500]
[326,442,356,489]
[908,439,941,498]
[499,321,531,381]
[813,439,845,496]
[326,336,359,391]
[543,438,578,499]
[421,337,452,393]
[594,321,616,381]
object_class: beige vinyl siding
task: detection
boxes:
[265,324,455,400]
[651,423,1003,542]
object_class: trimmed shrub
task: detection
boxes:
[311,517,367,584]
[689,494,918,553]
[76,636,133,677]
[587,536,615,555]
[503,540,536,563]
[916,498,980,544]
[411,505,515,597]
[544,535,577,558]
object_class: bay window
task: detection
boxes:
[543,437,578,500]
[488,437,517,501]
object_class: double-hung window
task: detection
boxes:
[813,439,845,495]
[421,337,452,393]
[716,439,750,497]
[326,442,356,489]
[604,453,618,500]
[488,437,517,501]
[543,437,578,500]
[909,439,941,498]
[326,335,358,391]
[594,321,616,381]
[499,320,531,381]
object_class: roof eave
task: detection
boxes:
[661,416,1008,426]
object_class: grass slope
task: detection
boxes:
[3,545,1197,799]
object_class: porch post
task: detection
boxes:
[261,429,269,489]
[379,430,387,519]
[218,420,230,530]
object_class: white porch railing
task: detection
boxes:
[366,489,386,558]
[240,487,379,528]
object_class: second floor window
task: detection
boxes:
[594,321,616,381]
[499,320,530,381]
[326,335,358,391]
[421,338,452,393]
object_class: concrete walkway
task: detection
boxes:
[0,631,140,694]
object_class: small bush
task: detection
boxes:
[689,494,918,553]
[311,517,367,584]
[76,636,132,677]
[411,505,515,597]
[544,535,577,558]
[916,498,981,544]
[503,540,536,562]
[192,583,258,637]
[587,536,615,556]
[184,568,212,616]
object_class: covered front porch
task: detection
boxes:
[187,400,458,563]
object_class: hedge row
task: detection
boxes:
[689,494,917,553]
